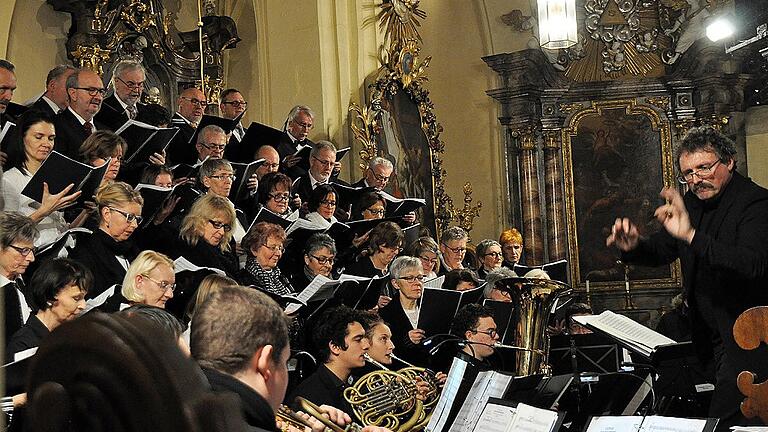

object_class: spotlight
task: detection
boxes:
[706,16,735,42]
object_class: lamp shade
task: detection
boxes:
[538,0,578,50]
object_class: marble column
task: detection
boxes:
[515,126,545,265]
[543,131,566,261]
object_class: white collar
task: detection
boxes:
[68,107,94,128]
[41,95,61,113]
[309,172,328,188]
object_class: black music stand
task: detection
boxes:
[549,333,622,375]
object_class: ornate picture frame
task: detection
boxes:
[561,99,682,292]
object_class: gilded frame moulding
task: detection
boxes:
[561,98,682,293]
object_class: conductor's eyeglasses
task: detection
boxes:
[677,159,721,184]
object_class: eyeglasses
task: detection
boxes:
[472,329,498,338]
[677,159,721,184]
[312,156,334,168]
[209,173,235,181]
[8,244,36,257]
[320,199,337,207]
[309,254,336,265]
[222,100,248,108]
[483,252,503,258]
[369,169,390,182]
[444,246,467,254]
[116,76,145,90]
[364,208,386,217]
[269,192,291,202]
[200,142,227,151]
[262,243,285,253]
[208,220,232,232]
[263,162,280,170]
[397,275,425,283]
[419,255,438,265]
[180,96,208,107]
[141,274,176,292]
[292,121,313,130]
[109,207,143,225]
[75,87,106,96]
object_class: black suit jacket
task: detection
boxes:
[68,229,139,299]
[291,175,314,204]
[95,94,144,132]
[275,132,311,179]
[166,113,197,165]
[54,109,106,160]
[30,97,58,117]
[623,172,768,422]
[202,367,279,432]
[379,295,430,367]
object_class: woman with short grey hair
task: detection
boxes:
[475,239,503,279]
[288,233,337,291]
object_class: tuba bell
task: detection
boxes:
[502,276,571,376]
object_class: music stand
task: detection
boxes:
[549,333,622,375]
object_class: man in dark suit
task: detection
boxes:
[291,140,339,203]
[352,156,394,190]
[607,126,768,431]
[30,64,75,117]
[166,87,206,165]
[95,61,146,132]
[0,59,18,170]
[276,105,315,179]
[54,69,105,159]
[220,88,248,162]
[191,286,360,432]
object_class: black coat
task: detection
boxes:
[287,364,352,415]
[68,229,139,299]
[169,237,240,278]
[54,108,106,160]
[623,172,768,425]
[30,97,58,117]
[378,295,429,367]
[6,315,49,363]
[94,95,145,132]
[202,367,279,432]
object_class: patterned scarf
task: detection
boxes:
[244,256,294,296]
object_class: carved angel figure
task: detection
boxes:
[662,0,711,64]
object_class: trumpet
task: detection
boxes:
[296,396,364,432]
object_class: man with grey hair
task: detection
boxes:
[277,105,315,179]
[353,156,394,191]
[195,124,228,164]
[438,226,469,275]
[54,68,106,158]
[167,86,207,165]
[0,212,39,345]
[31,64,76,117]
[96,61,147,131]
[191,285,370,432]
[291,140,337,203]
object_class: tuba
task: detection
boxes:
[502,277,571,376]
[342,354,425,431]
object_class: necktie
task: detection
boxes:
[4,280,23,342]
[126,105,137,120]
[83,122,93,135]
[236,124,245,140]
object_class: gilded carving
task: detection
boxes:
[348,101,380,174]
[646,96,671,110]
[120,0,156,33]
[559,102,586,114]
[449,183,483,242]
[71,45,112,74]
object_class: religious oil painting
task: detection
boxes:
[563,100,681,290]
[375,87,436,235]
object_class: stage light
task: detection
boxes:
[706,16,735,42]
[537,0,578,50]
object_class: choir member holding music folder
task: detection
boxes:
[113,118,177,185]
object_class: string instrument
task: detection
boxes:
[733,306,768,423]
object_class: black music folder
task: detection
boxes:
[229,158,265,203]
[115,119,180,163]
[247,207,297,232]
[512,259,568,283]
[21,150,110,205]
[0,118,17,150]
[417,285,485,336]
[379,190,427,217]
[189,112,245,145]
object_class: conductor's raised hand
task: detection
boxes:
[605,217,640,251]
[654,187,695,244]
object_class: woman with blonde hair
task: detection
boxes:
[69,182,143,298]
[122,250,176,309]
[168,194,239,277]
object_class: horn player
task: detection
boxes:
[191,286,390,432]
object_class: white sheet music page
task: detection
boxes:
[586,416,644,432]
[575,311,676,356]
[641,416,708,432]
[84,284,117,313]
[425,357,468,432]
[449,370,493,432]
[424,275,445,288]
[508,403,559,432]
[472,402,516,432]
[453,371,514,432]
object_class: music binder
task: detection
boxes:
[188,112,245,145]
[21,150,111,205]
[0,119,16,150]
[247,207,297,232]
[378,190,427,217]
[171,157,207,179]
[418,285,486,336]
[229,158,266,203]
[512,259,569,283]
[573,311,683,359]
[115,119,180,163]
[472,399,565,432]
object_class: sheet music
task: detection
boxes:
[472,402,516,432]
[586,416,644,432]
[642,416,708,432]
[284,274,334,314]
[84,284,116,313]
[508,403,559,432]
[0,120,15,144]
[450,371,514,432]
[426,357,468,432]
[13,347,37,363]
[424,275,445,288]
[575,311,676,355]
[173,257,226,275]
